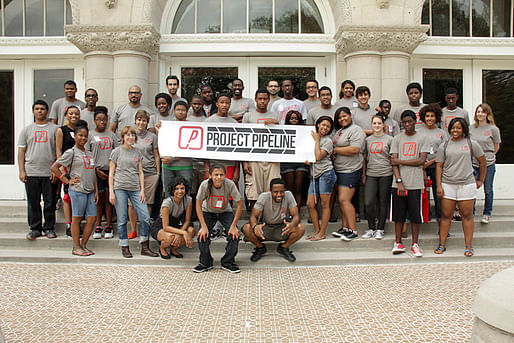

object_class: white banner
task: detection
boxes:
[158,121,315,163]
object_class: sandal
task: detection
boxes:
[434,244,446,254]
[81,246,95,256]
[306,233,319,241]
[464,246,474,257]
[72,247,89,256]
[309,233,326,241]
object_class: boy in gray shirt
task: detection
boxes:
[48,80,86,126]
[228,78,255,122]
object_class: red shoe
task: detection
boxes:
[127,231,137,239]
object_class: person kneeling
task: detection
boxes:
[150,178,195,259]
[242,178,305,262]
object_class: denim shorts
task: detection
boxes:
[280,162,309,174]
[308,169,336,196]
[69,189,96,217]
[336,169,362,189]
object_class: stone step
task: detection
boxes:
[0,246,512,267]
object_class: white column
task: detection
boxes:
[84,51,114,112]
[345,52,382,107]
[112,50,151,107]
[381,52,410,106]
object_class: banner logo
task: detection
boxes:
[179,126,203,150]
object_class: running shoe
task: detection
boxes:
[361,229,375,239]
[411,243,423,257]
[392,241,406,254]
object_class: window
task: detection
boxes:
[181,67,239,102]
[422,0,512,36]
[0,0,72,37]
[0,71,14,164]
[422,69,463,108]
[172,0,324,34]
[258,66,315,100]
[482,70,514,164]
[33,68,74,107]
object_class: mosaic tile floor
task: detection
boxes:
[1,261,512,343]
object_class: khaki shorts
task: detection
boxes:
[128,173,160,206]
[245,162,281,201]
[260,223,289,242]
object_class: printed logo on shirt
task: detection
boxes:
[145,138,151,144]
[484,130,491,136]
[387,125,393,134]
[82,155,95,169]
[437,133,442,139]
[98,137,112,150]
[462,145,469,152]
[241,104,247,110]
[35,131,48,143]
[370,142,384,154]
[416,113,423,125]
[178,126,204,150]
[210,195,226,209]
[402,142,417,157]
[134,156,139,163]
[256,118,272,124]
[445,116,456,128]
[280,206,287,219]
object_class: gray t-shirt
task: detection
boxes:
[384,117,400,137]
[205,114,238,168]
[390,132,430,190]
[417,125,449,166]
[160,195,192,219]
[111,103,151,136]
[80,108,96,131]
[312,135,334,178]
[171,96,188,106]
[351,105,374,131]
[254,190,297,225]
[303,99,321,113]
[149,112,174,129]
[332,124,366,173]
[86,129,119,170]
[18,122,58,177]
[334,97,358,110]
[271,98,308,124]
[392,103,425,129]
[306,105,335,125]
[441,107,470,129]
[197,178,241,213]
[56,147,96,194]
[470,124,501,167]
[267,97,282,112]
[242,110,279,124]
[48,98,86,126]
[365,134,393,177]
[187,113,207,122]
[435,138,484,184]
[229,97,255,120]
[134,130,158,175]
[110,146,143,191]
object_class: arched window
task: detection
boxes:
[172,0,324,34]
[0,0,72,36]
[422,0,512,37]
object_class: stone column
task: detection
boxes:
[65,24,160,109]
[334,25,428,107]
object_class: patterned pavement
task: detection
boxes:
[1,261,512,343]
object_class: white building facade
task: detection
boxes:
[0,0,512,199]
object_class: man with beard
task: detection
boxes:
[109,85,151,137]
[266,79,281,111]
[80,88,99,130]
[271,79,308,124]
[228,78,255,122]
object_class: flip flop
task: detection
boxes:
[72,248,89,256]
[82,246,95,256]
[310,234,326,241]
[464,246,474,257]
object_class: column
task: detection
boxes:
[84,52,114,111]
[113,50,151,107]
[381,52,410,105]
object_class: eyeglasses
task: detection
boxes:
[85,94,98,98]
[129,91,141,95]
[306,86,318,89]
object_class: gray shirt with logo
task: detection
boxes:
[134,130,158,175]
[57,147,96,194]
[111,103,151,136]
[417,125,449,166]
[48,98,86,126]
[365,134,393,177]
[441,106,469,129]
[435,138,484,184]
[470,124,501,167]
[86,129,119,170]
[390,132,430,190]
[110,146,143,191]
[352,105,374,131]
[18,122,58,177]
[334,97,358,110]
[303,99,321,113]
[306,105,335,125]
[332,124,366,173]
[149,112,174,129]
[254,190,297,225]
[229,97,255,120]
[242,110,279,124]
[197,178,241,214]
[312,135,334,179]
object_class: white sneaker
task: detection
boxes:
[375,230,384,240]
[104,225,113,239]
[93,226,103,239]
[392,241,406,254]
[362,229,375,239]
[411,243,423,257]
[481,215,490,224]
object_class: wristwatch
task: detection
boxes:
[396,178,403,183]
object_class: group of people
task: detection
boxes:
[18,76,501,273]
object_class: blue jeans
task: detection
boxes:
[198,211,239,267]
[162,167,193,198]
[474,164,496,216]
[114,189,150,246]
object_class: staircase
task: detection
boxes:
[0,200,513,267]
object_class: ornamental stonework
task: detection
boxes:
[65,25,160,55]
[335,25,429,55]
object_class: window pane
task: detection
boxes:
[25,0,44,36]
[301,0,323,33]
[33,69,74,108]
[172,0,195,33]
[223,0,246,33]
[249,0,272,33]
[0,71,14,164]
[181,67,238,101]
[493,0,510,36]
[197,0,221,33]
[472,0,490,36]
[46,0,65,36]
[422,0,430,34]
[275,0,298,33]
[432,0,450,35]
[66,0,72,24]
[258,67,315,100]
[5,0,23,36]
[422,69,463,108]
[452,0,470,36]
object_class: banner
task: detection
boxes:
[158,121,315,163]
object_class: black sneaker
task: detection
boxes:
[341,231,358,241]
[44,229,57,238]
[210,228,221,241]
[307,217,313,224]
[221,263,241,273]
[331,228,347,238]
[66,224,72,238]
[250,245,267,262]
[192,264,213,273]
[26,230,42,240]
[329,215,338,223]
[277,244,296,262]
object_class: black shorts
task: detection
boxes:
[391,188,423,224]
[150,217,183,241]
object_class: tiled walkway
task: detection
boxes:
[1,261,512,343]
